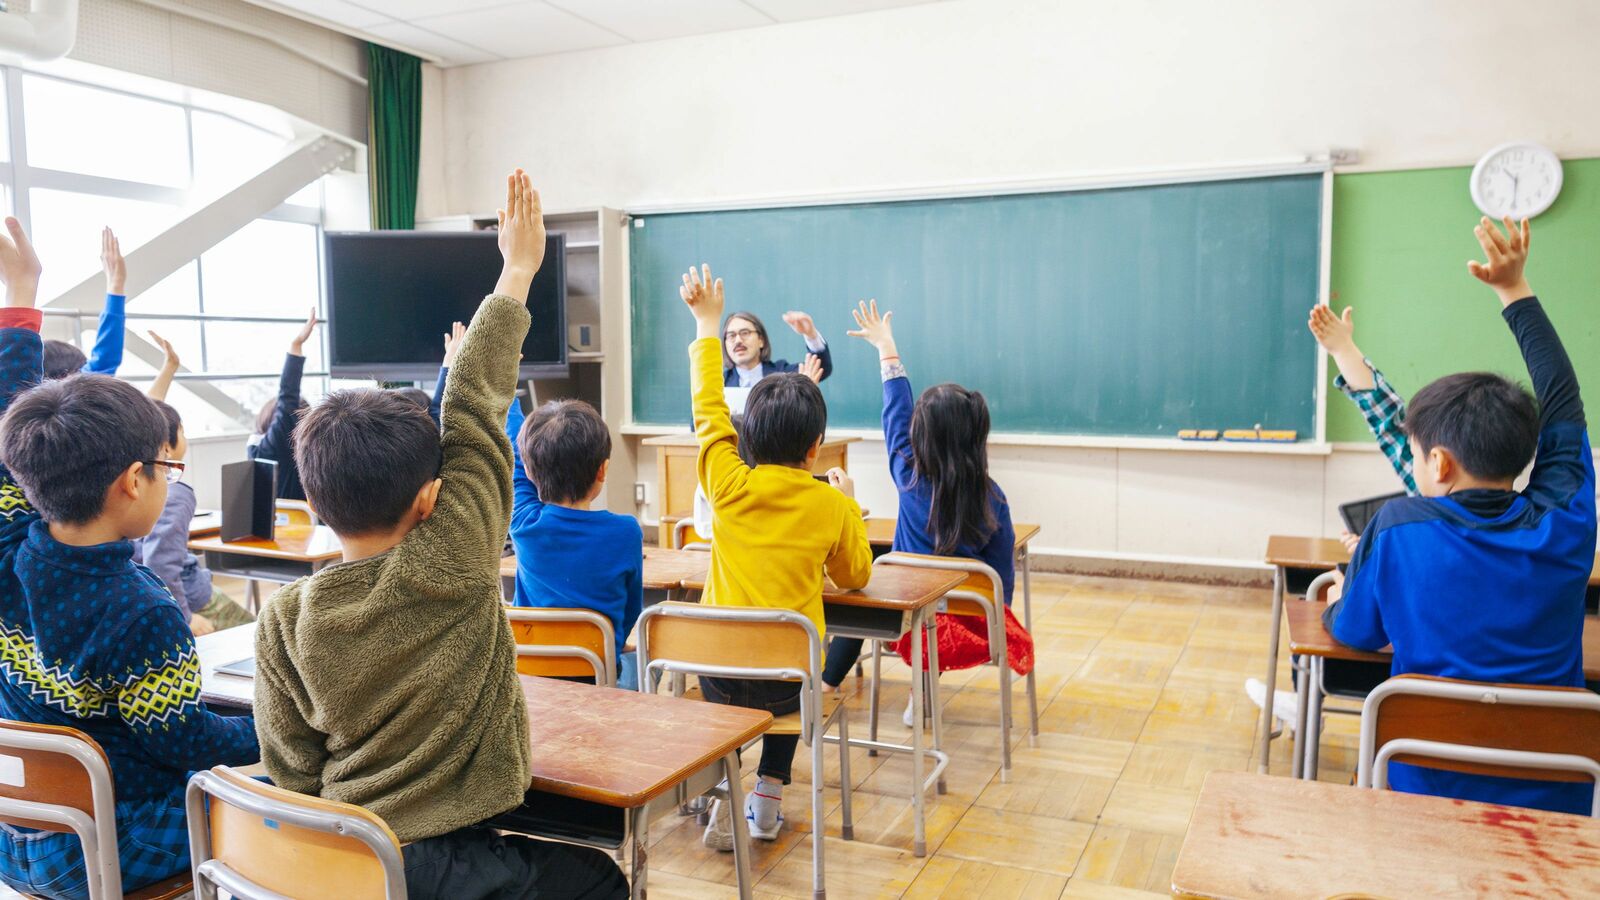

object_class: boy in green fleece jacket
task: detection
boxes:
[253,171,626,899]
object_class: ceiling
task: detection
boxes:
[249,0,949,67]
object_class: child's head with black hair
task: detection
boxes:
[739,372,826,467]
[1405,372,1538,496]
[293,388,442,537]
[0,375,171,534]
[518,400,611,505]
[389,387,432,412]
[42,341,86,381]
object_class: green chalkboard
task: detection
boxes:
[1329,159,1600,443]
[629,174,1325,436]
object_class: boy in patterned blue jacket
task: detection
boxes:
[1326,216,1595,815]
[0,217,258,900]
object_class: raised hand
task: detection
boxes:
[1307,305,1356,355]
[147,330,180,401]
[680,264,725,339]
[494,169,546,301]
[798,353,824,384]
[1468,215,1533,306]
[0,217,42,309]
[441,321,466,367]
[845,299,898,359]
[290,308,319,357]
[101,227,126,295]
[782,310,819,340]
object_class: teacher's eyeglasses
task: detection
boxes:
[724,328,758,342]
[141,460,187,484]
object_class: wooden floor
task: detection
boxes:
[637,571,1354,899]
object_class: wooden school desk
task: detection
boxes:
[192,627,774,900]
[677,563,965,857]
[189,509,221,538]
[189,524,343,612]
[1171,770,1600,899]
[1283,601,1600,780]
[1258,534,1600,773]
[642,433,858,546]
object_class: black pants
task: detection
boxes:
[821,637,864,687]
[699,677,800,784]
[402,825,627,900]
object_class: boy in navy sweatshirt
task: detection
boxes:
[507,397,643,689]
[1326,216,1594,815]
[0,217,258,899]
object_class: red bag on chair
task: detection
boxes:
[889,605,1034,675]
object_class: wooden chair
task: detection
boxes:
[1357,674,1600,816]
[274,500,318,527]
[185,765,407,899]
[870,552,1035,780]
[0,719,190,900]
[638,601,854,900]
[505,606,618,687]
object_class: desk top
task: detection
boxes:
[521,675,770,807]
[865,517,1041,551]
[189,525,344,564]
[640,547,711,589]
[190,510,222,538]
[642,433,860,448]
[1266,534,1600,587]
[676,563,964,612]
[196,623,257,708]
[1171,771,1600,899]
[1285,600,1600,680]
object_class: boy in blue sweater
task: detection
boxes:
[507,397,643,690]
[0,217,259,899]
[1326,216,1594,815]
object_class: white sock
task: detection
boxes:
[748,776,783,831]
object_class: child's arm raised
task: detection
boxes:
[0,217,43,410]
[683,264,746,501]
[431,321,465,426]
[82,227,126,375]
[412,170,538,572]
[1473,216,1590,510]
[256,309,317,464]
[146,331,180,401]
[847,299,915,489]
[1308,305,1415,494]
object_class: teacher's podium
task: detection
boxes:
[643,432,860,546]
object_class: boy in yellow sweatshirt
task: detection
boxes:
[680,264,873,849]
[254,171,626,899]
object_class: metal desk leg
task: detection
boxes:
[910,606,927,858]
[1291,654,1311,780]
[628,802,650,900]
[867,640,881,757]
[1019,545,1038,745]
[724,752,754,900]
[926,615,946,794]
[1305,657,1325,781]
[1257,565,1285,773]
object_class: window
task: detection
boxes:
[0,70,341,436]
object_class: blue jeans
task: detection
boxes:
[616,650,638,692]
[0,789,189,900]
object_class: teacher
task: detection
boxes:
[721,310,833,387]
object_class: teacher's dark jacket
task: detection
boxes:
[723,342,833,387]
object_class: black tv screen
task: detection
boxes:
[325,231,566,380]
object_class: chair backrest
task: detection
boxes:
[1305,569,1340,604]
[876,552,1004,639]
[0,719,121,900]
[673,517,710,551]
[1358,674,1600,815]
[186,766,406,900]
[505,606,617,686]
[275,500,318,527]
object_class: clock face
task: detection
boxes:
[1470,143,1563,219]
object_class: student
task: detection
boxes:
[41,227,128,379]
[132,333,253,635]
[821,301,1030,723]
[249,309,318,501]
[1325,216,1594,816]
[721,309,831,387]
[680,263,873,849]
[507,397,643,690]
[429,320,466,424]
[253,171,626,899]
[0,218,258,899]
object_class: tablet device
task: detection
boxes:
[214,657,256,679]
[1338,491,1407,536]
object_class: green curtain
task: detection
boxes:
[366,43,422,230]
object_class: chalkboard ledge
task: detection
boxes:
[621,423,1332,455]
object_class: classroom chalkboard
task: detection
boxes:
[629,173,1325,437]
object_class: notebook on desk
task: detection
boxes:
[214,657,255,679]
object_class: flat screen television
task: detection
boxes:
[325,231,566,380]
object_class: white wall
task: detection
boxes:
[422,0,1600,569]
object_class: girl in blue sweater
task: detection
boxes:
[821,301,1032,721]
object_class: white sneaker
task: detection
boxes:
[701,798,733,852]
[903,695,917,728]
[1244,677,1299,734]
